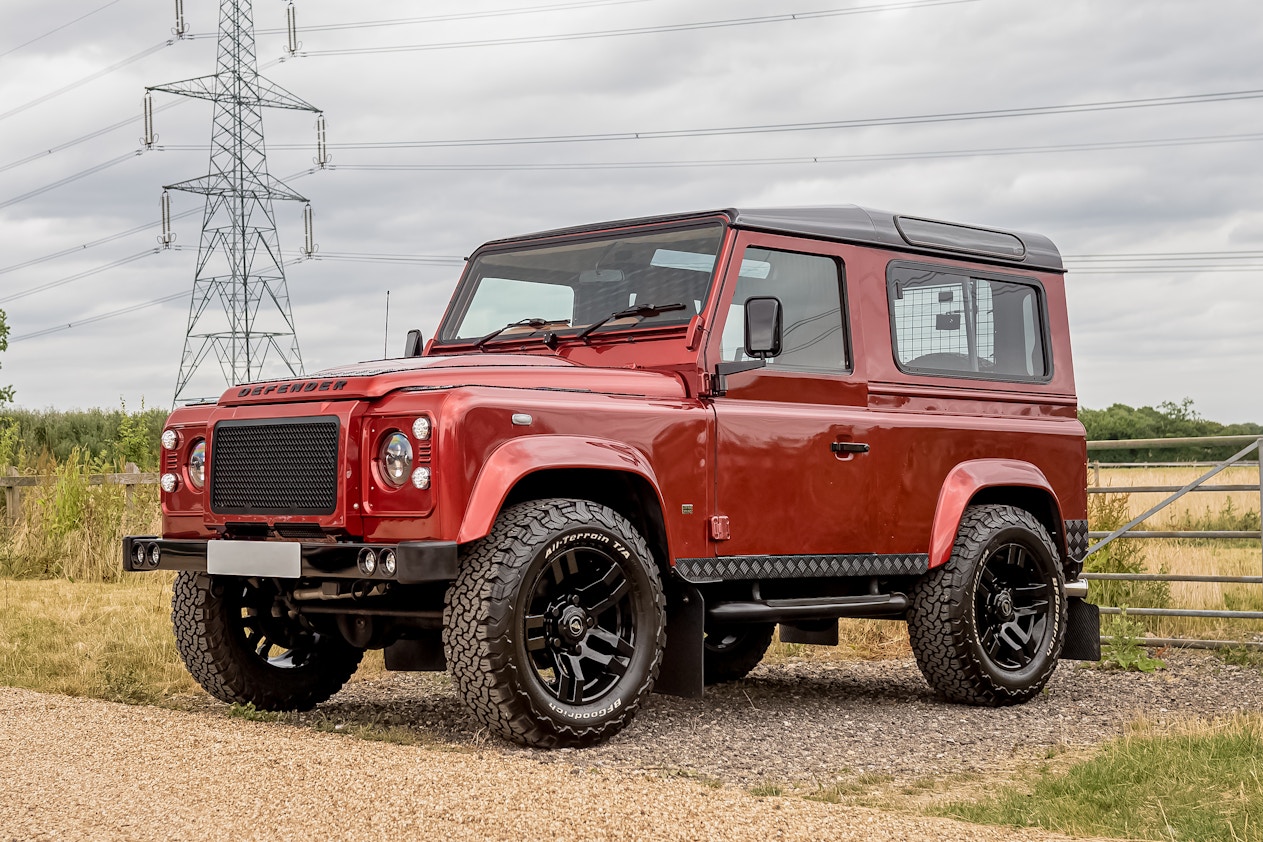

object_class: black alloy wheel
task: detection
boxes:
[522,542,640,706]
[444,498,666,748]
[974,542,1053,672]
[171,571,363,710]
[907,504,1066,706]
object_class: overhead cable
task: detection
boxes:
[0,99,183,175]
[250,0,656,35]
[297,0,978,57]
[0,0,124,60]
[0,249,161,305]
[0,208,201,277]
[11,291,186,343]
[0,151,141,211]
[318,130,1263,172]
[291,251,466,266]
[275,90,1263,151]
[0,39,174,124]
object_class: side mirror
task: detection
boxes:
[743,296,782,359]
[403,329,424,358]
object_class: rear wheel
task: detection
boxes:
[171,571,363,710]
[444,499,666,748]
[907,505,1066,706]
[703,622,775,684]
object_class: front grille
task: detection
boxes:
[210,417,339,515]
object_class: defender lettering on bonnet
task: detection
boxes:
[237,379,348,398]
[128,205,1095,751]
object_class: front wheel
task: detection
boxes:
[907,505,1066,706]
[444,499,666,748]
[171,572,363,710]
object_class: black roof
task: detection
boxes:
[484,205,1064,272]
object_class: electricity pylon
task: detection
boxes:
[149,0,319,403]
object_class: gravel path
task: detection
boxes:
[0,686,1076,842]
[318,651,1263,786]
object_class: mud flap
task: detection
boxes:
[384,631,447,671]
[654,582,705,698]
[1060,598,1101,661]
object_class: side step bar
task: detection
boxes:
[707,592,909,623]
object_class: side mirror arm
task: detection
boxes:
[710,359,766,397]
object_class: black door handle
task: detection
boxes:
[831,441,870,454]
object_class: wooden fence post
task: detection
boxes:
[4,467,19,525]
[123,462,139,518]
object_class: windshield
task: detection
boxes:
[439,223,725,343]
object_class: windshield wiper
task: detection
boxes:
[472,318,569,351]
[575,302,688,344]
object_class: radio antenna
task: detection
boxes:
[384,290,391,359]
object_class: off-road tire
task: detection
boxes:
[443,498,667,748]
[171,571,363,710]
[907,504,1066,706]
[703,623,775,684]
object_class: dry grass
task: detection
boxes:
[1090,465,1263,641]
[0,573,386,704]
[1091,464,1260,529]
[0,574,196,704]
[0,455,162,583]
[768,619,911,663]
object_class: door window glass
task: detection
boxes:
[720,248,848,372]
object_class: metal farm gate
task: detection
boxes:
[1085,434,1263,650]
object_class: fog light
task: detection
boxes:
[161,429,179,450]
[381,549,397,576]
[411,466,431,490]
[132,543,147,568]
[160,473,179,493]
[148,543,161,568]
[412,417,431,441]
[358,548,377,576]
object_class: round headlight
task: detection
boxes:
[412,417,431,441]
[378,432,413,488]
[160,473,179,493]
[161,429,179,451]
[381,549,397,576]
[188,439,207,490]
[358,548,378,576]
[411,466,431,490]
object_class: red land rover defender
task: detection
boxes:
[125,206,1099,747]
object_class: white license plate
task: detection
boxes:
[206,541,302,578]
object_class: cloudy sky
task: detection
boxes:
[0,0,1260,421]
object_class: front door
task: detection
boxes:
[709,233,875,563]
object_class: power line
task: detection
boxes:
[0,249,163,305]
[0,0,125,60]
[10,291,187,343]
[0,208,201,277]
[0,39,175,124]
[0,150,141,211]
[292,251,466,265]
[270,89,1263,151]
[297,0,978,57]
[317,130,1263,172]
[0,99,183,176]
[250,0,657,35]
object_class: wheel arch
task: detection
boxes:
[457,436,671,575]
[929,459,1066,569]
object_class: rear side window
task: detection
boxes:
[888,263,1048,381]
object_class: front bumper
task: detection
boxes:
[122,536,458,584]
